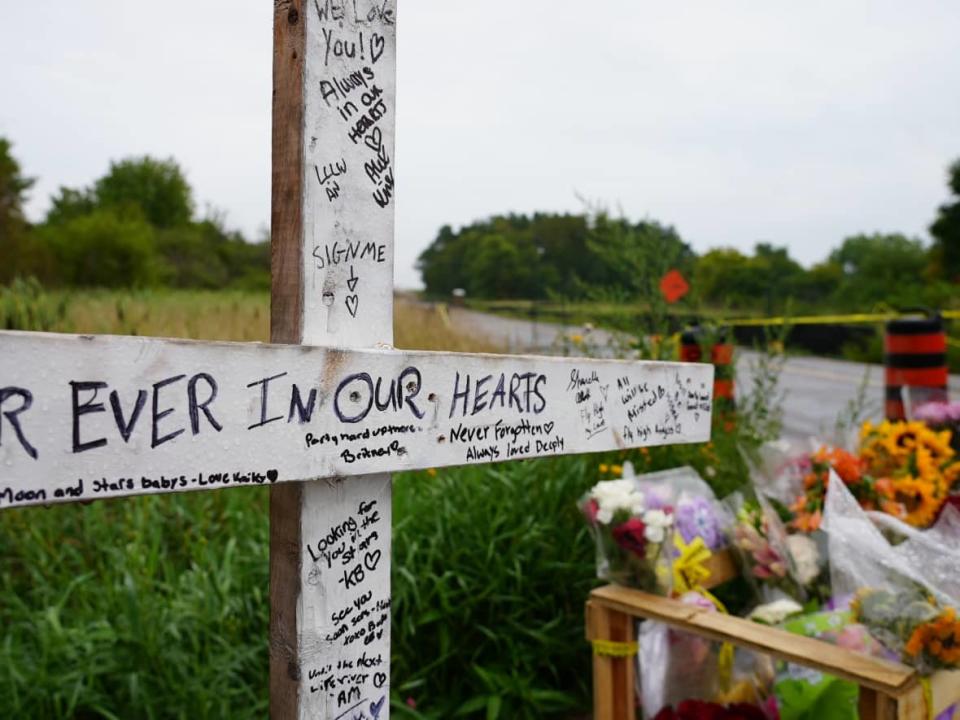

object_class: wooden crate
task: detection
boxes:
[586,584,960,720]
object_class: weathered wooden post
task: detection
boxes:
[270,0,397,716]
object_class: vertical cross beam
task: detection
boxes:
[271,1,397,717]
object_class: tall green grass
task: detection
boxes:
[0,489,271,719]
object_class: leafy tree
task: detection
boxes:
[416,213,599,300]
[586,212,693,297]
[93,156,194,228]
[0,137,33,225]
[36,209,160,287]
[829,233,927,307]
[0,138,54,284]
[464,233,536,297]
[930,159,960,282]
[45,186,96,226]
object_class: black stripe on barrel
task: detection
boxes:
[884,314,948,420]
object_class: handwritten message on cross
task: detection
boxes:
[0,2,714,718]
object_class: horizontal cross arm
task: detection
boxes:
[0,330,713,508]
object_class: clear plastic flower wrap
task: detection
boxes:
[727,492,807,604]
[821,471,960,673]
[581,465,733,593]
[580,465,674,593]
[638,593,777,719]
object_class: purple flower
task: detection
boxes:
[675,496,724,550]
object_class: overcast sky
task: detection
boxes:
[2,1,959,288]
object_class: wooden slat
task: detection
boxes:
[588,601,637,720]
[589,585,917,696]
[269,0,306,717]
[859,687,898,720]
[892,683,927,720]
[929,670,960,718]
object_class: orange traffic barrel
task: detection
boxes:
[885,313,947,420]
[711,341,735,410]
[679,328,735,413]
[680,329,702,362]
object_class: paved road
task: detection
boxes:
[448,305,960,439]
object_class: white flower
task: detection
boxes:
[786,534,820,586]
[642,509,672,543]
[748,599,803,625]
[590,478,646,525]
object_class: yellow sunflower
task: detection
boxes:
[943,462,960,492]
[919,427,955,464]
[915,445,941,484]
[892,475,947,528]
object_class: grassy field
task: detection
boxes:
[0,286,756,718]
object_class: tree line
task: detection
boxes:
[4,134,960,314]
[0,138,269,290]
[418,160,960,314]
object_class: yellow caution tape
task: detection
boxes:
[716,309,960,327]
[591,639,638,657]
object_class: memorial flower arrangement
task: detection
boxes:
[851,587,960,672]
[581,475,674,592]
[789,420,960,531]
[730,499,807,601]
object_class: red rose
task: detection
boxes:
[612,517,647,556]
[722,704,768,720]
[677,700,726,720]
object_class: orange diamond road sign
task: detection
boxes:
[660,269,689,304]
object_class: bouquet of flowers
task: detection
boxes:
[789,420,960,531]
[730,496,807,602]
[581,475,674,592]
[851,587,960,673]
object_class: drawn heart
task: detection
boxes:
[370,695,386,718]
[364,549,381,571]
[345,295,359,317]
[363,127,382,153]
[373,672,387,688]
[543,422,555,434]
[370,33,385,64]
[267,469,279,483]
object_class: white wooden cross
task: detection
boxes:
[0,2,714,718]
